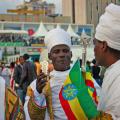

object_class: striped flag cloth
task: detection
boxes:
[85,65,98,105]
[59,60,99,120]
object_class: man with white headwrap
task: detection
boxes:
[24,27,102,120]
[93,3,120,120]
[24,28,73,120]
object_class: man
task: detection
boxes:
[94,3,120,119]
[25,28,106,119]
[24,28,74,119]
[13,56,24,102]
[20,53,37,104]
[0,76,25,119]
[13,56,24,90]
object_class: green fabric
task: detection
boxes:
[69,60,99,119]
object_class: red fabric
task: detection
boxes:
[59,87,77,120]
[85,79,98,104]
[28,29,34,36]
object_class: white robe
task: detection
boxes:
[98,60,120,120]
[24,69,101,120]
[24,70,70,120]
[0,76,5,120]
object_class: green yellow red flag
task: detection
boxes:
[59,60,99,120]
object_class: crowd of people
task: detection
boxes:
[0,34,45,47]
[0,34,27,43]
[0,3,120,120]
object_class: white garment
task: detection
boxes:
[24,68,100,120]
[98,60,120,120]
[0,76,5,120]
[24,69,70,120]
[93,78,101,97]
[1,67,10,86]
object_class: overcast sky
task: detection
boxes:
[0,0,62,14]
[0,0,23,13]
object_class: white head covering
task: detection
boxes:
[44,28,71,53]
[95,3,120,51]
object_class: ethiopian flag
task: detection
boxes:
[59,60,99,120]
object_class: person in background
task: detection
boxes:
[0,76,25,119]
[20,53,37,104]
[34,58,42,76]
[14,56,24,90]
[93,3,120,119]
[1,63,11,86]
[91,59,102,87]
[86,60,92,71]
[10,62,15,90]
[13,56,24,102]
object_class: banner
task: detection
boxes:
[0,42,24,46]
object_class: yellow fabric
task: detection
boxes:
[27,86,34,97]
[27,82,54,120]
[92,112,113,120]
[63,76,87,120]
[5,87,25,120]
[35,62,42,76]
[28,97,46,120]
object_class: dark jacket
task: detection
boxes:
[20,61,37,92]
[13,64,22,85]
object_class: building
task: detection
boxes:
[0,0,71,23]
[0,14,71,23]
[7,0,55,16]
[62,0,120,26]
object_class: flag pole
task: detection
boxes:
[80,29,91,72]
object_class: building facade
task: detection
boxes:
[62,0,120,26]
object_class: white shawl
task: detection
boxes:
[98,60,120,119]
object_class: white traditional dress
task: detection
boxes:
[24,67,101,120]
[24,70,70,120]
[98,60,120,120]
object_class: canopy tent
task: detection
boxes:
[80,29,91,40]
[0,30,28,34]
[67,24,80,38]
[56,23,61,29]
[32,22,48,38]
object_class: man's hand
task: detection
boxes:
[36,72,47,94]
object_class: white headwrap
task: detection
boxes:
[44,28,71,53]
[95,3,120,51]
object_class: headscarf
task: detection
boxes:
[95,3,120,51]
[44,28,71,53]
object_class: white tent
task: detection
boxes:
[67,24,80,38]
[80,29,91,40]
[56,23,61,29]
[32,22,48,38]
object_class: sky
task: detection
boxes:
[0,0,62,14]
